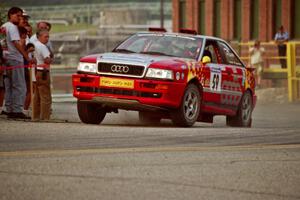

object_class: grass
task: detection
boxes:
[50,23,97,33]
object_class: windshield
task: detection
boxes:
[113,33,203,60]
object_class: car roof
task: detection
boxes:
[136,31,228,43]
[134,31,245,67]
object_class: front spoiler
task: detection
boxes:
[80,96,169,112]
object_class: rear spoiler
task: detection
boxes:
[179,29,197,35]
[148,27,167,32]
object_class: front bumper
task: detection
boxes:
[80,97,169,112]
[72,73,186,109]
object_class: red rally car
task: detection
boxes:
[72,29,256,127]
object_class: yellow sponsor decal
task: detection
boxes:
[100,77,134,89]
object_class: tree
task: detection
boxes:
[0,4,7,26]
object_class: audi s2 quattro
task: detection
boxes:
[72,29,256,127]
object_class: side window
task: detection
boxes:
[203,40,222,64]
[205,45,218,63]
[218,41,243,66]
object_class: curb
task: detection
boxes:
[52,94,76,103]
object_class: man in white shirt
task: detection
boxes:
[274,25,289,69]
[29,21,53,57]
[19,10,31,45]
[32,29,52,120]
[1,7,33,119]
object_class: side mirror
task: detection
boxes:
[202,56,211,64]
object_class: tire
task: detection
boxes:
[226,91,253,127]
[139,112,161,124]
[171,84,201,127]
[77,101,106,124]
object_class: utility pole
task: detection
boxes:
[160,0,164,28]
[87,4,91,25]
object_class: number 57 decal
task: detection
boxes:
[210,69,222,92]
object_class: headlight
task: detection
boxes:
[77,62,97,73]
[146,68,174,80]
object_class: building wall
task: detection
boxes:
[172,0,296,41]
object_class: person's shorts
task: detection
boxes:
[252,63,263,76]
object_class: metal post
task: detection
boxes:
[160,0,164,28]
[29,64,34,120]
[287,42,296,102]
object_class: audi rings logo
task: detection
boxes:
[111,65,130,73]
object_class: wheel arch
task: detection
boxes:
[245,88,255,108]
[171,79,203,127]
[188,78,203,97]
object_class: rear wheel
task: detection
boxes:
[226,91,253,127]
[171,84,201,127]
[77,101,106,124]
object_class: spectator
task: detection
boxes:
[19,25,35,116]
[0,38,5,114]
[30,21,53,58]
[274,25,289,68]
[0,16,6,115]
[1,7,32,119]
[19,10,30,27]
[26,43,35,57]
[19,10,31,44]
[25,25,33,38]
[23,43,35,116]
[19,11,34,116]
[33,29,52,120]
[18,27,30,116]
[31,21,54,117]
[18,27,27,49]
[249,40,265,88]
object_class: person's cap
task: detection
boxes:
[22,9,30,18]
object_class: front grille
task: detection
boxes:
[76,86,161,98]
[98,62,144,77]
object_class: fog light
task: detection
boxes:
[73,77,80,82]
[140,83,156,88]
[155,84,168,90]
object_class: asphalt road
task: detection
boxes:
[0,102,299,200]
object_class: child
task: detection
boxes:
[23,43,35,115]
[249,40,265,88]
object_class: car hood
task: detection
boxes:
[97,52,190,69]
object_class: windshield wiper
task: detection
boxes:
[140,51,171,56]
[113,49,136,53]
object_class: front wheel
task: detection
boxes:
[171,84,201,127]
[226,91,253,127]
[77,101,106,124]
